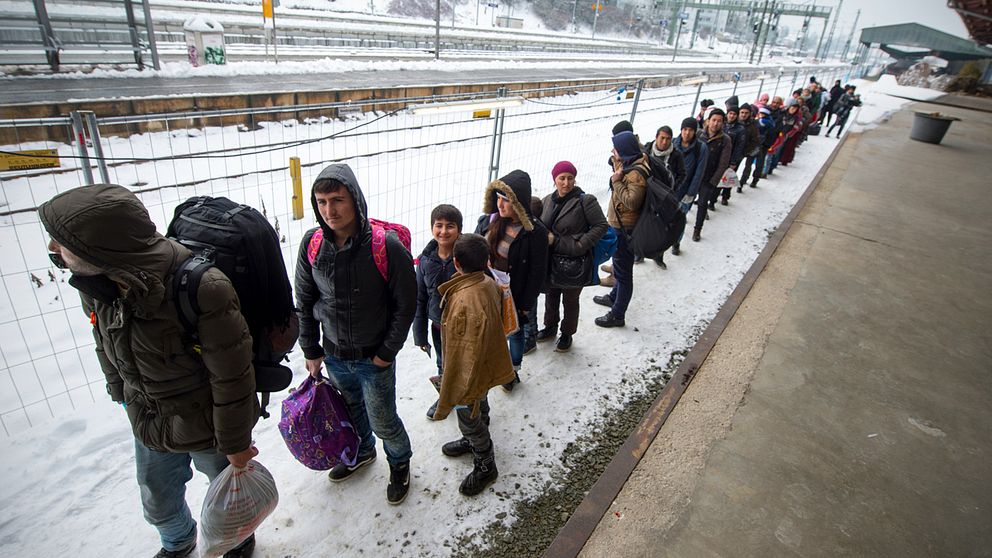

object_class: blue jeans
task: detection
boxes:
[508,313,526,368]
[324,354,413,466]
[608,231,635,319]
[134,439,229,552]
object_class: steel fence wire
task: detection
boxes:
[0,68,846,435]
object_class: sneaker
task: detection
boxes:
[442,437,473,457]
[594,312,625,328]
[555,334,572,353]
[536,328,557,342]
[502,371,521,393]
[593,294,614,308]
[329,449,376,482]
[671,243,681,256]
[523,336,537,355]
[154,541,196,558]
[653,255,667,269]
[426,399,439,420]
[599,274,615,287]
[692,229,701,242]
[386,462,410,505]
[223,535,255,558]
[600,264,613,274]
[459,455,499,496]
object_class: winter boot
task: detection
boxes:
[523,336,537,355]
[442,437,473,457]
[633,255,644,264]
[555,334,573,353]
[386,462,410,505]
[502,370,521,393]
[671,242,681,256]
[692,228,701,242]
[593,294,614,308]
[459,454,499,496]
[653,254,667,269]
[223,534,256,558]
[536,327,557,342]
[329,449,376,482]
[736,186,742,193]
[426,399,439,420]
[594,312,625,328]
[154,541,196,558]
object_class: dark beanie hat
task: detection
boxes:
[612,120,634,136]
[740,102,752,112]
[680,117,698,131]
[700,99,714,108]
[708,108,726,119]
[612,131,642,164]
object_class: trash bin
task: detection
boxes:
[910,112,959,145]
[184,16,226,67]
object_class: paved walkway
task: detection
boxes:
[577,100,992,557]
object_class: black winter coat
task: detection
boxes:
[296,164,417,364]
[642,141,685,193]
[413,239,456,347]
[540,188,609,257]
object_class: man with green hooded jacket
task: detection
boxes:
[39,184,259,558]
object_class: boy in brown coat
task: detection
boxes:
[434,233,515,496]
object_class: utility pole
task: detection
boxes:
[840,8,860,62]
[689,8,700,49]
[672,12,686,61]
[748,0,769,64]
[814,0,836,60]
[820,0,842,60]
[435,0,441,59]
[757,1,776,65]
[591,1,601,38]
[571,0,578,32]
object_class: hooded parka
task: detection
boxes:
[38,185,258,455]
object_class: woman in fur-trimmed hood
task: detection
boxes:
[475,170,549,390]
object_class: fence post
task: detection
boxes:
[690,81,703,118]
[758,78,766,97]
[140,0,161,70]
[32,0,60,72]
[82,112,110,184]
[487,87,507,183]
[774,72,782,97]
[629,78,645,126]
[732,72,741,97]
[290,156,304,220]
[69,111,95,185]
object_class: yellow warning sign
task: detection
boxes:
[473,110,492,119]
[0,149,60,172]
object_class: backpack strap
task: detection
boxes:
[370,222,389,282]
[306,228,324,266]
[173,255,214,340]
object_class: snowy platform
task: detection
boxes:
[578,99,992,557]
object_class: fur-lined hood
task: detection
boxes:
[481,170,534,231]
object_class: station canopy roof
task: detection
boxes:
[859,22,992,61]
[948,0,992,47]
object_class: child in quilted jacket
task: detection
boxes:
[434,233,515,496]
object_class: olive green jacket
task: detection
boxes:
[39,185,258,454]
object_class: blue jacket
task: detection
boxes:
[413,239,457,347]
[674,136,709,200]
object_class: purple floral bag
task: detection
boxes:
[278,375,360,470]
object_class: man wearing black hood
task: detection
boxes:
[296,163,417,505]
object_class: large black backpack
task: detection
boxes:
[166,196,298,418]
[627,167,686,258]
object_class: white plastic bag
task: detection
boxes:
[199,459,279,557]
[720,168,740,190]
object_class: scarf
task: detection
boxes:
[650,141,674,165]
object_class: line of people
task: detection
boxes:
[36,76,861,557]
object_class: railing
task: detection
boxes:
[0,65,852,436]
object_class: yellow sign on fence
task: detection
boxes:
[472,110,492,119]
[0,149,60,172]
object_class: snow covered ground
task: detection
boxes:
[0,76,935,557]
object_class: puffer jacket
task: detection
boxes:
[540,187,608,258]
[700,128,733,187]
[413,239,457,347]
[474,171,549,313]
[725,120,747,168]
[38,184,257,455]
[740,118,761,158]
[296,163,417,364]
[607,154,651,230]
[674,136,709,200]
[434,271,515,420]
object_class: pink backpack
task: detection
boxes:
[307,218,412,280]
